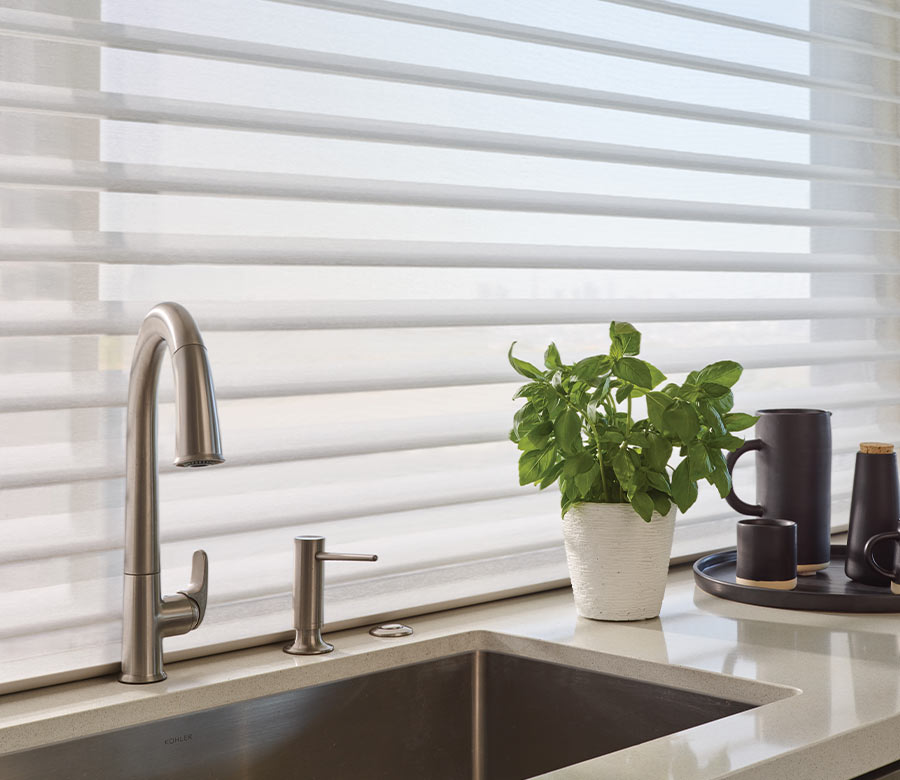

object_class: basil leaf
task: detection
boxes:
[612,448,636,488]
[592,375,612,401]
[609,321,641,356]
[688,441,713,479]
[518,449,543,485]
[700,382,730,399]
[615,382,634,403]
[573,355,611,382]
[697,360,743,388]
[554,409,583,455]
[537,444,558,474]
[613,357,653,389]
[698,400,727,435]
[644,360,666,389]
[575,464,599,495]
[508,342,545,380]
[524,420,554,449]
[645,470,670,494]
[670,460,698,513]
[646,391,672,431]
[544,342,562,370]
[512,381,544,400]
[563,453,595,477]
[645,433,672,471]
[512,402,538,438]
[599,429,625,445]
[538,460,564,490]
[663,402,700,443]
[627,431,649,448]
[709,389,734,414]
[651,493,672,517]
[723,412,758,432]
[630,491,655,522]
[708,433,744,451]
[709,462,732,498]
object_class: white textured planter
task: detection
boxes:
[561,503,676,621]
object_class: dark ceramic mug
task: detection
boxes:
[864,532,900,594]
[726,409,831,575]
[735,518,797,590]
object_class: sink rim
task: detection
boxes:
[0,645,780,780]
[0,628,798,761]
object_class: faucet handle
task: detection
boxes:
[178,549,209,629]
[316,551,378,562]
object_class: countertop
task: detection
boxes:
[2,563,900,779]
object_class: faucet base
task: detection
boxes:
[283,629,334,655]
[118,671,168,684]
[120,572,199,684]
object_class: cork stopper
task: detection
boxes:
[860,442,894,455]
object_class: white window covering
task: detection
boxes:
[1,0,898,692]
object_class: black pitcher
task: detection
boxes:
[725,409,831,574]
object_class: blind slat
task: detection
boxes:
[0,499,565,635]
[5,422,874,569]
[2,386,896,491]
[0,411,506,490]
[602,0,900,61]
[241,0,888,97]
[0,465,528,564]
[834,0,900,21]
[7,83,900,182]
[3,341,898,413]
[5,300,900,337]
[3,157,896,228]
[0,233,891,273]
[0,7,895,105]
[4,299,900,337]
[292,0,900,60]
[2,9,900,146]
[0,471,864,572]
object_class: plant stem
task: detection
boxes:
[603,396,617,422]
[588,420,610,500]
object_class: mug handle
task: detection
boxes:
[864,532,900,580]
[725,439,764,516]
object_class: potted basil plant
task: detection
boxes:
[509,322,756,621]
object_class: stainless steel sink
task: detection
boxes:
[0,650,755,779]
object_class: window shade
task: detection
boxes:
[2,0,898,693]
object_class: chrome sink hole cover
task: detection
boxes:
[369,623,414,637]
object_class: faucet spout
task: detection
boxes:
[120,302,223,684]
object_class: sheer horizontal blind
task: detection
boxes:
[2,0,899,692]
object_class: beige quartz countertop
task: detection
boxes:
[3,564,900,779]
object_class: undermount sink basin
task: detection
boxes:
[0,648,761,780]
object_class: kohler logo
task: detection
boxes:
[164,734,193,745]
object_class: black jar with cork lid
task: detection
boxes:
[845,442,900,586]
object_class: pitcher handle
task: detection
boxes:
[864,532,900,580]
[725,439,764,516]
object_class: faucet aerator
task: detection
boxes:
[175,456,225,468]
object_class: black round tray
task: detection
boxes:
[693,545,900,612]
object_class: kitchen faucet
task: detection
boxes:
[119,302,224,684]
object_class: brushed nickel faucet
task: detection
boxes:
[284,536,377,655]
[119,302,224,684]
